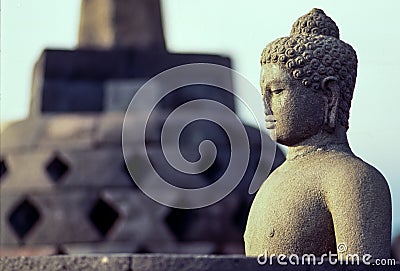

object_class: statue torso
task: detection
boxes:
[244,151,349,257]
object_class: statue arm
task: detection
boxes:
[324,162,392,260]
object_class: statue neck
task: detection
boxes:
[286,126,353,161]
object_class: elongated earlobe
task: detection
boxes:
[321,76,340,132]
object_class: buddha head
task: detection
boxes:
[260,8,358,146]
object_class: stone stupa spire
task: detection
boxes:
[78,0,166,50]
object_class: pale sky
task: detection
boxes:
[1,0,399,236]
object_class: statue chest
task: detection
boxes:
[244,168,337,256]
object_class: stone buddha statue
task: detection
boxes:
[244,8,392,259]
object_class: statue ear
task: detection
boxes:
[321,76,340,132]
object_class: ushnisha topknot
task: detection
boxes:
[290,8,339,38]
[260,8,357,130]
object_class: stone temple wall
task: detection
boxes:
[0,47,285,256]
[1,255,399,271]
[0,0,286,257]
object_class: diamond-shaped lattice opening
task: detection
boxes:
[165,209,195,241]
[45,155,69,183]
[8,198,41,240]
[54,245,67,255]
[135,246,151,253]
[89,198,119,238]
[0,158,8,181]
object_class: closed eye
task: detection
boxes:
[271,88,284,95]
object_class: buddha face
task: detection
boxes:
[261,63,326,146]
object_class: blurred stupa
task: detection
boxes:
[0,0,284,255]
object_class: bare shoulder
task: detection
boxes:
[318,152,392,259]
[321,152,391,204]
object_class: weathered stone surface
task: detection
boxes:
[144,242,217,254]
[245,8,392,260]
[60,148,133,187]
[181,195,243,242]
[0,191,101,245]
[41,80,104,112]
[131,145,227,189]
[153,195,246,244]
[0,255,132,271]
[218,242,245,254]
[77,0,114,49]
[0,246,56,257]
[127,255,398,271]
[153,111,238,147]
[78,0,166,50]
[2,147,130,190]
[0,0,292,259]
[95,189,173,245]
[0,115,97,154]
[0,193,34,245]
[28,49,233,116]
[158,84,235,113]
[94,112,161,146]
[129,254,266,271]
[0,119,44,154]
[93,112,125,146]
[36,48,232,81]
[39,115,97,149]
[0,150,56,191]
[29,51,46,116]
[103,79,147,112]
[1,188,190,247]
[26,191,101,244]
[61,242,138,254]
[1,254,398,270]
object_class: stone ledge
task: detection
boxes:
[0,254,399,271]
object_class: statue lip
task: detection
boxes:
[265,115,276,129]
[265,122,276,129]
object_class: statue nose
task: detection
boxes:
[263,96,273,115]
